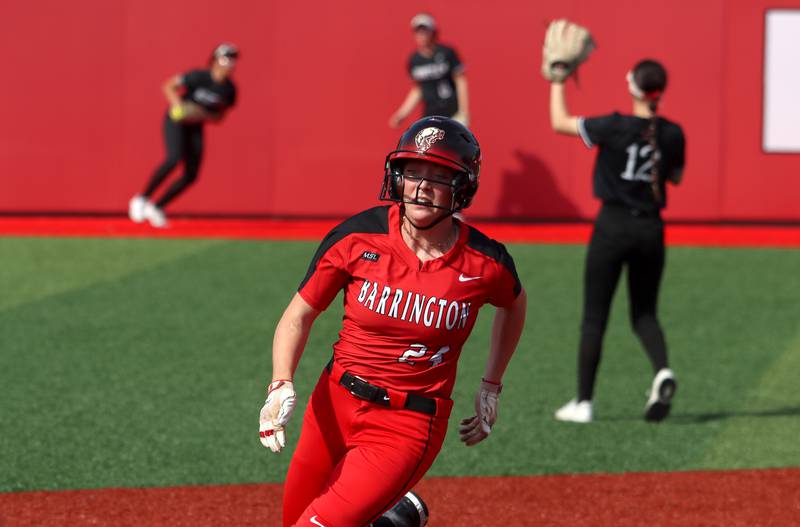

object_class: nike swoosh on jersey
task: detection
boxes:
[310,516,327,527]
[458,274,482,282]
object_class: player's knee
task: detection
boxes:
[161,158,180,172]
[372,492,428,527]
[631,313,658,333]
[180,169,199,184]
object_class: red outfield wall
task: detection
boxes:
[1,0,798,221]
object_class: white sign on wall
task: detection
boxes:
[763,10,800,153]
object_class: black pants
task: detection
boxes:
[577,203,669,401]
[143,114,204,209]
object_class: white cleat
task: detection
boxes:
[143,202,168,228]
[555,399,593,423]
[644,368,676,422]
[128,195,148,223]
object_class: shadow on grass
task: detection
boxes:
[670,406,800,424]
[600,406,800,424]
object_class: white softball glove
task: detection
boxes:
[458,379,502,446]
[259,380,297,453]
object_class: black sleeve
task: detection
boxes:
[466,227,522,305]
[658,124,685,183]
[298,206,390,293]
[665,124,686,170]
[297,228,351,311]
[578,114,619,148]
[490,242,522,306]
[180,69,205,90]
[448,47,465,74]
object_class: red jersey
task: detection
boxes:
[298,205,521,399]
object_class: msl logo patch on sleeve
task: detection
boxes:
[361,251,381,262]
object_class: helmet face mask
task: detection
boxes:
[384,157,468,213]
[381,116,481,214]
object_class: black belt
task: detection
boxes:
[602,202,661,219]
[325,359,437,416]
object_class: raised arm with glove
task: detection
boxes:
[541,19,596,83]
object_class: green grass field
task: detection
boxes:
[1,237,799,493]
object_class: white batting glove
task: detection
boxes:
[458,379,502,446]
[259,380,297,453]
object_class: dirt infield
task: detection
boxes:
[1,468,798,526]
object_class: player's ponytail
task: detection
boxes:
[644,97,661,202]
[632,60,668,203]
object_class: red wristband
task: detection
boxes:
[481,377,503,394]
[268,379,292,394]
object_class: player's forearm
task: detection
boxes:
[272,321,312,381]
[396,86,422,118]
[163,76,183,107]
[271,294,319,381]
[454,75,469,115]
[483,289,527,384]
[550,83,579,135]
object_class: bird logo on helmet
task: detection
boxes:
[381,116,481,213]
[415,127,446,153]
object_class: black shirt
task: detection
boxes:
[408,44,464,118]
[179,69,237,114]
[579,112,685,211]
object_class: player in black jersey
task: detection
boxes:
[388,13,470,128]
[549,59,686,423]
[128,43,239,227]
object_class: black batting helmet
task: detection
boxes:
[380,116,481,212]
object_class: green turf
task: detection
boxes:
[1,237,799,492]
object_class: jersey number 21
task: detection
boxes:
[398,343,451,367]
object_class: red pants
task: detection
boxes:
[283,368,451,527]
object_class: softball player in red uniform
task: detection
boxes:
[259,116,527,527]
